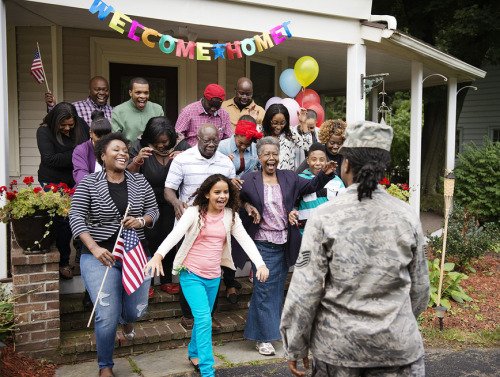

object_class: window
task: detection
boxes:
[489,127,500,142]
[248,58,277,109]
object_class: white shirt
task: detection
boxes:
[165,146,236,205]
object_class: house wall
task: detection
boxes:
[457,64,500,149]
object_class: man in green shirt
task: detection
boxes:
[111,77,164,143]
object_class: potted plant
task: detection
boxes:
[0,177,74,253]
[379,177,411,203]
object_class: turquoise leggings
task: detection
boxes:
[179,270,220,377]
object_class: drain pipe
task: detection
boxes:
[368,15,397,30]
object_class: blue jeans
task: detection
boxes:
[179,270,220,377]
[80,253,151,370]
[244,241,288,342]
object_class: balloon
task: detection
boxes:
[294,56,319,87]
[279,69,301,98]
[265,97,282,111]
[281,98,301,127]
[295,89,320,107]
[303,101,325,127]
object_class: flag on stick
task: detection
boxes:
[30,47,45,84]
[113,228,148,295]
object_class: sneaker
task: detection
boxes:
[249,270,253,283]
[121,324,135,340]
[148,287,154,299]
[256,342,275,356]
[160,283,180,294]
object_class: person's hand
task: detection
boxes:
[244,203,260,224]
[135,147,153,164]
[173,200,188,220]
[227,154,235,161]
[322,160,337,176]
[288,210,299,226]
[287,359,310,377]
[45,91,56,107]
[255,265,269,282]
[143,254,164,277]
[121,216,142,229]
[298,107,307,124]
[169,150,183,160]
[90,246,115,267]
[249,103,260,120]
[231,177,244,190]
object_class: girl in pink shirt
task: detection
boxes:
[144,174,269,377]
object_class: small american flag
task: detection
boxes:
[113,228,147,295]
[30,47,45,84]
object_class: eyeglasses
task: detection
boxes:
[198,137,219,145]
[270,121,286,126]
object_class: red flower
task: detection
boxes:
[23,176,34,186]
[6,192,16,201]
[379,177,390,185]
[9,179,17,190]
[52,186,58,193]
[0,186,7,194]
[33,187,42,193]
[68,188,76,196]
[401,183,409,191]
[58,182,68,190]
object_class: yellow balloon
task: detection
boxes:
[294,56,319,87]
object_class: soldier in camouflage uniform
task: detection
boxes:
[280,121,430,377]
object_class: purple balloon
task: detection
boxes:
[281,98,301,127]
[265,97,282,111]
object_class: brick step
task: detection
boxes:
[58,309,249,364]
[60,277,258,331]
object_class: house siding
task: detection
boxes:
[457,64,500,148]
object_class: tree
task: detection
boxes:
[372,0,500,194]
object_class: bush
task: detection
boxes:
[454,137,500,222]
[0,284,16,341]
[427,204,500,270]
[427,258,472,309]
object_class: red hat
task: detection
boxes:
[235,120,263,141]
[204,84,226,101]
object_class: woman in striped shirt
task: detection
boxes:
[69,133,159,377]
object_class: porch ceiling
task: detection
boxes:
[8,0,484,96]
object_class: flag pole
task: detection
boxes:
[87,203,131,328]
[36,42,50,93]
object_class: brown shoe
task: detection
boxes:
[212,317,222,330]
[180,316,194,330]
[59,266,73,280]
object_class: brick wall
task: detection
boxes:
[11,245,60,360]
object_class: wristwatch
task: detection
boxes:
[136,217,146,228]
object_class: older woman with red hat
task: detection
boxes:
[175,83,234,146]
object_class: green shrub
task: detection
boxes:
[427,204,500,270]
[427,258,472,309]
[454,137,500,222]
[0,284,16,341]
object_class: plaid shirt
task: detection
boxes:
[48,97,113,126]
[175,99,233,146]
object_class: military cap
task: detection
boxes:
[340,121,393,152]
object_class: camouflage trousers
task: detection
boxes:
[311,356,425,377]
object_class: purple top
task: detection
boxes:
[255,184,288,244]
[72,139,96,187]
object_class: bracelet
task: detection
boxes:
[136,217,146,228]
[133,156,144,165]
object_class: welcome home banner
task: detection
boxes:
[89,0,293,60]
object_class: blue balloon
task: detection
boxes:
[279,69,301,98]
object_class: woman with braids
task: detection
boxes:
[281,121,429,377]
[128,116,191,295]
[144,174,269,377]
[296,119,346,177]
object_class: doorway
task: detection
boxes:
[109,63,179,124]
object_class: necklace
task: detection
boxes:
[107,175,125,184]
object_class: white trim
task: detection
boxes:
[445,77,457,172]
[90,37,193,111]
[346,44,366,124]
[50,25,63,103]
[409,61,423,218]
[7,26,19,177]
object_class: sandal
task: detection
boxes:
[121,324,135,340]
[59,266,73,280]
[98,368,114,377]
[188,356,200,372]
[256,342,275,356]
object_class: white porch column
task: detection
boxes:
[0,0,9,279]
[445,77,458,171]
[346,44,366,124]
[409,61,423,217]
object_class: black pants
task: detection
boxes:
[222,266,238,288]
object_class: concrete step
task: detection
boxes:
[60,277,257,331]
[58,309,249,364]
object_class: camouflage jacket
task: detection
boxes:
[280,184,430,368]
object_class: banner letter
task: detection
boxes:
[254,32,274,52]
[241,38,256,56]
[226,41,242,60]
[109,11,132,34]
[142,28,161,48]
[89,0,115,21]
[159,34,177,54]
[176,39,196,59]
[270,25,287,45]
[128,20,144,42]
[197,42,213,61]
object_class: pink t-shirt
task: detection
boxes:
[183,210,226,279]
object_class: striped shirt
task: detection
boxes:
[165,146,236,205]
[175,99,233,146]
[48,97,113,126]
[69,170,159,242]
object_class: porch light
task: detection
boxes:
[435,170,455,330]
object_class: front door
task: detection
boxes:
[109,63,179,124]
